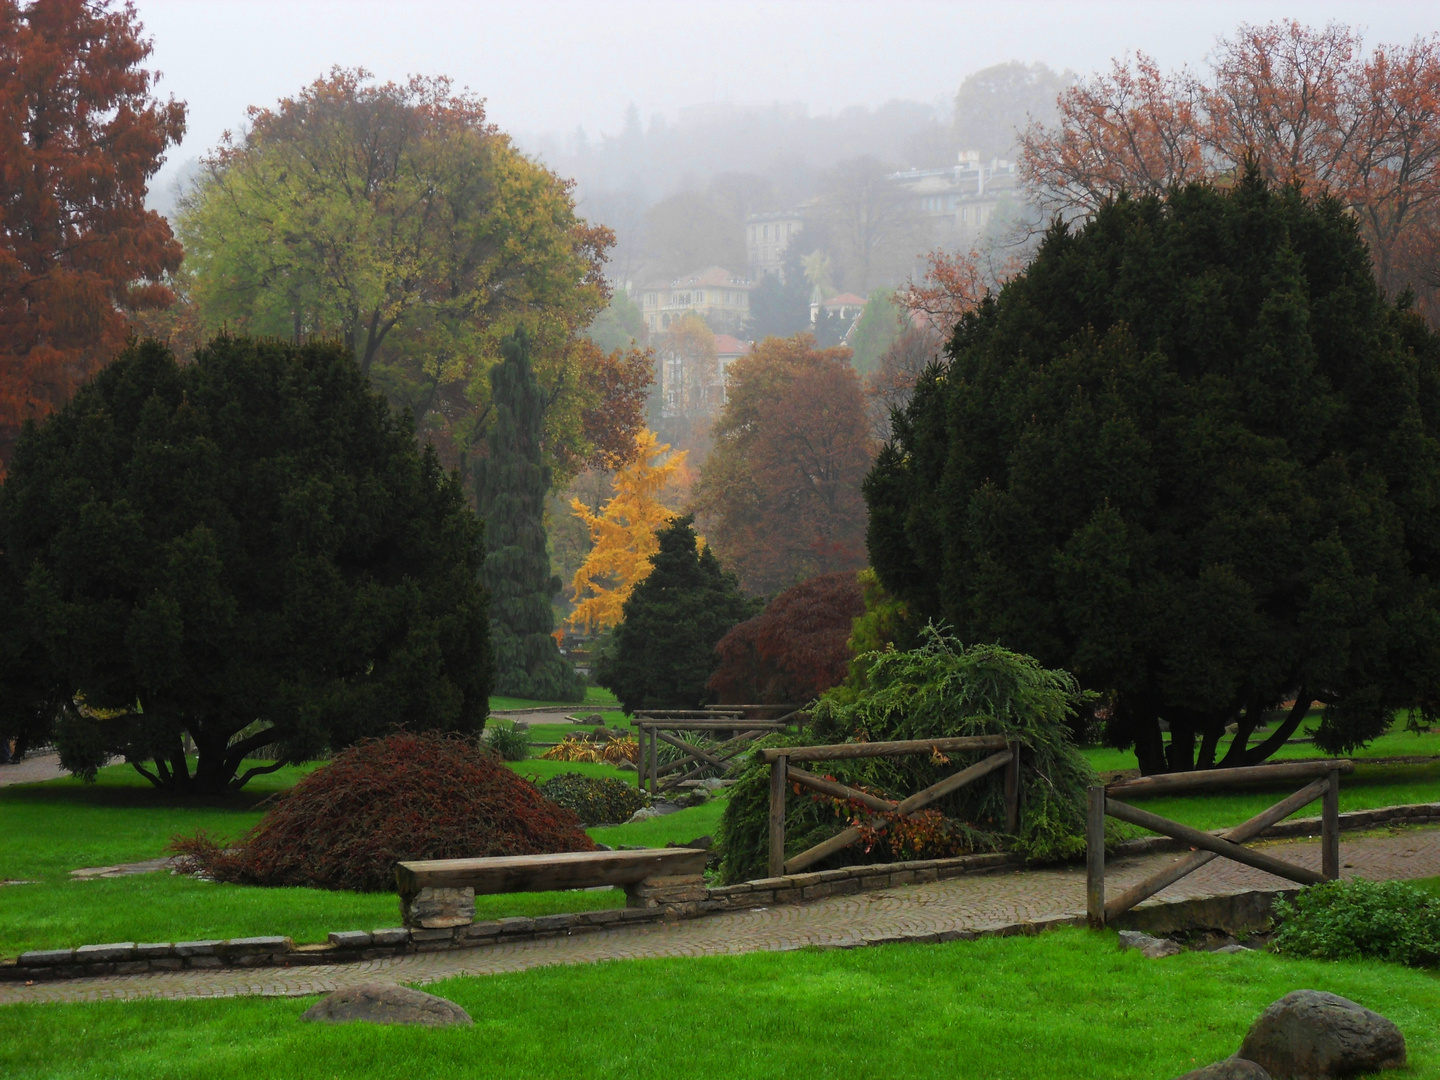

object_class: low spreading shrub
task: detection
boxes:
[484,720,531,761]
[539,772,650,825]
[716,629,1097,883]
[1272,879,1440,966]
[170,731,594,891]
[541,735,638,764]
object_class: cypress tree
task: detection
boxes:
[598,515,759,713]
[477,329,584,702]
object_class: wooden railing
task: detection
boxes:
[633,713,789,795]
[1085,759,1354,928]
[757,735,1021,878]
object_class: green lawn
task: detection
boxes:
[1080,723,1440,774]
[0,759,702,956]
[3,929,1437,1079]
[488,687,618,712]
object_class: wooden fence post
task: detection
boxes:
[1087,785,1106,929]
[636,726,646,792]
[648,727,658,796]
[769,754,788,879]
[1003,738,1021,834]
[1323,767,1341,881]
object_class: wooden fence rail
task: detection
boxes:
[759,735,1020,878]
[1085,759,1354,928]
[633,720,788,795]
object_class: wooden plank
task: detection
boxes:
[783,749,1013,874]
[634,711,744,719]
[654,729,768,783]
[760,735,1009,764]
[395,848,709,896]
[1323,767,1341,880]
[769,755,788,878]
[1106,759,1354,798]
[787,765,897,813]
[1103,775,1330,922]
[654,729,731,771]
[637,721,785,730]
[1003,738,1021,834]
[1105,798,1327,886]
[1086,785,1106,929]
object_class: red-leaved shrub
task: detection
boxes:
[708,571,865,704]
[172,731,595,891]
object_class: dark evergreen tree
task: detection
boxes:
[0,335,492,794]
[477,329,584,702]
[598,515,759,713]
[748,239,813,339]
[866,168,1440,774]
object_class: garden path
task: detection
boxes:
[4,826,1439,1006]
[0,753,66,787]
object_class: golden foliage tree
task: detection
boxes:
[567,429,689,633]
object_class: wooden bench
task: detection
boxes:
[395,848,710,928]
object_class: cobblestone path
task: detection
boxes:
[4,828,1438,1006]
[0,753,66,787]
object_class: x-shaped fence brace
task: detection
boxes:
[758,735,1022,878]
[632,712,791,795]
[1085,759,1355,928]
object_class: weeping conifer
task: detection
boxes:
[476,329,585,702]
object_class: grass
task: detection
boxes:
[488,687,619,712]
[1080,723,1440,774]
[2,929,1437,1078]
[0,758,701,956]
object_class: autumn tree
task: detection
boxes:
[693,335,874,594]
[0,0,186,472]
[567,429,688,633]
[707,571,865,705]
[0,334,491,794]
[867,171,1440,775]
[813,156,922,293]
[1020,21,1440,321]
[176,68,646,483]
[477,330,583,702]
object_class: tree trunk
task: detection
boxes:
[1133,715,1167,776]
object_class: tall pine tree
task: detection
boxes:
[477,329,584,702]
[597,515,758,713]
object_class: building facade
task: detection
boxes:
[745,211,804,281]
[886,151,1020,246]
[640,266,755,335]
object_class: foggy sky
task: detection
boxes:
[135,1,1439,171]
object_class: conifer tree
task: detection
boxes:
[567,429,688,633]
[598,515,758,713]
[477,329,584,702]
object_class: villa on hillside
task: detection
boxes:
[639,267,754,335]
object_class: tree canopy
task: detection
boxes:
[694,334,874,594]
[596,515,756,714]
[866,169,1440,774]
[175,68,646,483]
[0,0,185,472]
[0,334,491,794]
[708,571,865,705]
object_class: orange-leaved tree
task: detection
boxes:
[1020,20,1440,320]
[567,429,689,633]
[0,0,185,472]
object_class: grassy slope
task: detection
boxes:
[3,930,1437,1079]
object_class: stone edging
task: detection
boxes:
[6,802,1436,984]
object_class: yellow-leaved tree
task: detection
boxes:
[568,429,690,632]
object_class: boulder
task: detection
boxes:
[1175,1059,1271,1080]
[301,982,472,1026]
[1118,930,1183,958]
[1237,990,1406,1078]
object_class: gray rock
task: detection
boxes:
[1237,990,1406,1078]
[1118,929,1183,958]
[626,806,663,822]
[400,886,475,929]
[1215,944,1253,954]
[301,982,471,1027]
[1175,1059,1271,1080]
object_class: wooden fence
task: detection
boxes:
[632,712,789,795]
[757,735,1021,878]
[1085,759,1354,928]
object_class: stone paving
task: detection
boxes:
[4,827,1438,1007]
